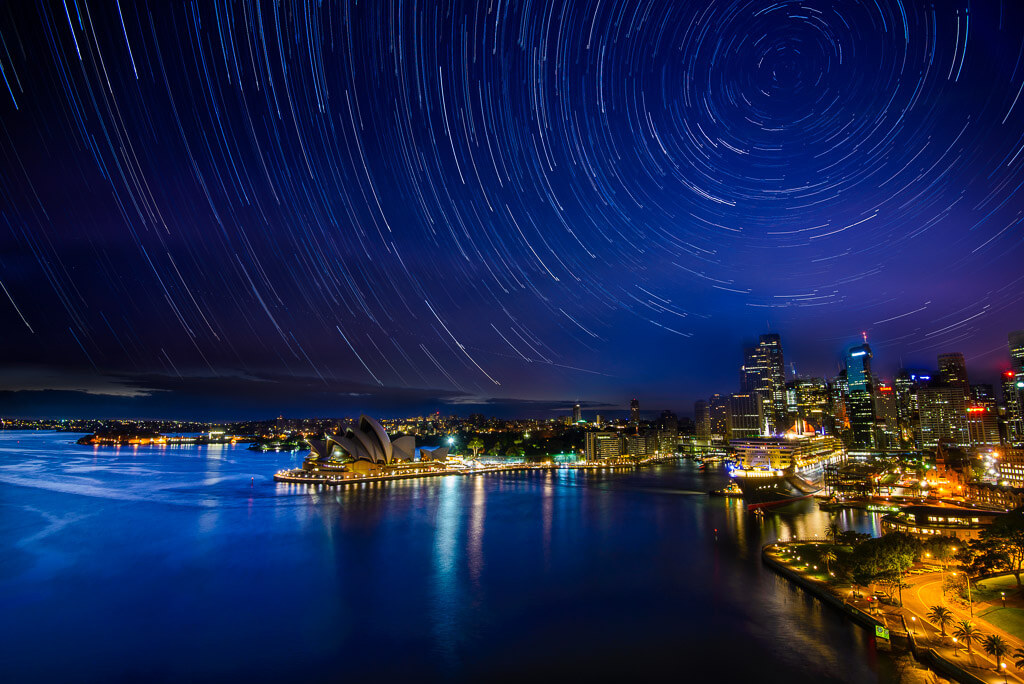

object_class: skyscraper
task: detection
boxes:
[727,392,763,439]
[740,334,787,434]
[846,343,876,448]
[1009,331,1024,443]
[709,394,730,442]
[694,400,710,441]
[792,377,829,431]
[938,352,970,397]
[629,398,640,428]
[918,386,970,448]
[572,403,582,423]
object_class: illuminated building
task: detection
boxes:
[792,377,829,430]
[966,402,1000,446]
[917,386,970,448]
[872,383,900,448]
[740,334,787,434]
[585,432,622,460]
[937,352,970,397]
[623,433,653,457]
[694,400,710,440]
[709,394,730,442]
[846,343,876,448]
[1003,371,1021,443]
[965,482,1024,511]
[972,384,995,402]
[654,430,678,454]
[881,506,1000,540]
[629,398,640,428]
[1008,330,1024,442]
[998,447,1024,487]
[728,392,763,439]
[826,372,848,437]
[300,415,443,479]
[572,403,582,423]
[658,409,678,433]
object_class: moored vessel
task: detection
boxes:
[728,420,845,510]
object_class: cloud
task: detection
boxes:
[442,395,617,410]
[0,365,162,398]
[0,365,617,419]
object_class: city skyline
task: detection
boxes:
[3,325,1021,422]
[2,2,1024,419]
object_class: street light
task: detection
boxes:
[1002,591,1006,608]
[951,571,974,617]
[910,616,916,635]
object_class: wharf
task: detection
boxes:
[273,461,638,486]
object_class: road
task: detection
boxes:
[897,570,1024,683]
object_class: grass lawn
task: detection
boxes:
[978,606,1024,640]
[973,574,1021,602]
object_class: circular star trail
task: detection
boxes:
[0,1,1022,414]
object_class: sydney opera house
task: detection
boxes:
[293,415,449,480]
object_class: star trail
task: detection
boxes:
[0,0,1022,418]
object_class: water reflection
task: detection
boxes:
[0,432,896,683]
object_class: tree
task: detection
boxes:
[952,620,978,655]
[820,549,837,575]
[983,634,1010,671]
[505,444,525,459]
[943,572,970,607]
[923,536,958,565]
[928,605,954,637]
[981,509,1024,589]
[876,570,911,607]
[837,530,870,547]
[467,438,484,459]
[1012,646,1024,669]
[825,523,840,545]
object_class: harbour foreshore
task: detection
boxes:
[273,461,639,485]
[763,542,1007,684]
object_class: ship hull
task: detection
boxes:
[733,471,822,510]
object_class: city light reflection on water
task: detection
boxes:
[0,432,896,683]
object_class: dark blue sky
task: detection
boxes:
[1,1,1022,420]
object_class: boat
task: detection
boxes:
[731,465,821,509]
[728,420,845,510]
[709,482,742,497]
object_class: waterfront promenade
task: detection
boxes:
[765,541,1024,684]
[273,458,648,485]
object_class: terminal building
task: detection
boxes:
[881,506,1002,540]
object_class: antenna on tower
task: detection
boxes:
[862,331,868,343]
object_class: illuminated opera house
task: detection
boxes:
[299,415,449,479]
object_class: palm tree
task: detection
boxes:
[1012,646,1024,669]
[928,605,954,637]
[825,522,840,544]
[952,620,978,655]
[983,634,1010,671]
[467,437,484,459]
[820,549,837,575]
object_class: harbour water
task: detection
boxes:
[0,431,894,682]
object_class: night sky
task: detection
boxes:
[1,1,1023,420]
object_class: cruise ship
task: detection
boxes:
[729,420,846,509]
